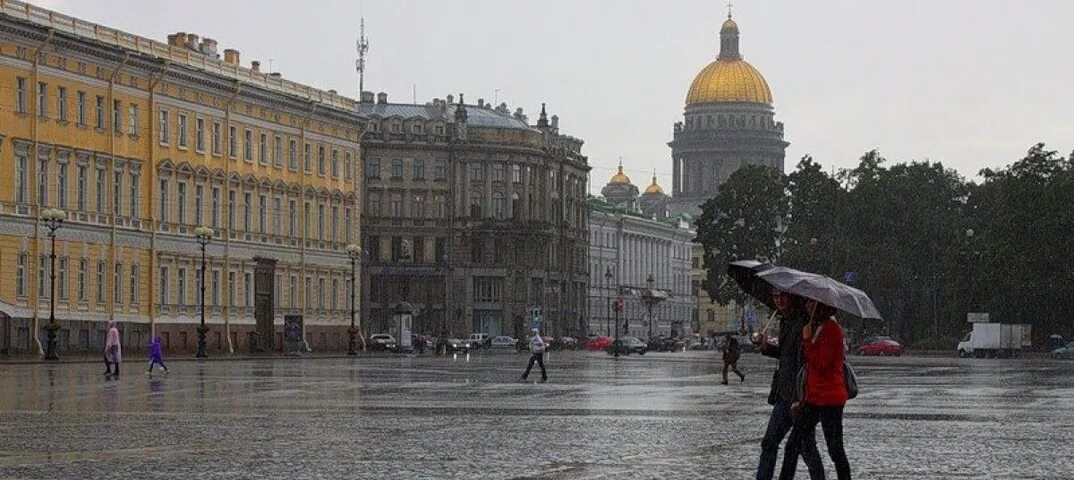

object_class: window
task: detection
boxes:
[76,91,86,124]
[245,272,253,307]
[130,173,141,217]
[195,118,205,151]
[390,123,400,133]
[177,182,187,224]
[344,152,353,180]
[413,159,425,180]
[77,258,87,301]
[304,144,311,172]
[57,257,68,300]
[288,139,297,169]
[317,204,325,241]
[331,279,339,311]
[318,278,325,309]
[129,104,138,134]
[113,171,123,217]
[37,160,47,206]
[435,238,446,263]
[177,114,188,147]
[318,146,326,175]
[492,163,504,182]
[159,267,169,305]
[159,179,169,222]
[469,190,482,217]
[212,122,221,154]
[243,192,251,231]
[15,77,26,113]
[15,253,27,297]
[289,276,297,308]
[331,206,338,241]
[158,109,169,144]
[366,158,380,178]
[345,207,352,242]
[211,270,220,306]
[95,260,105,303]
[367,236,380,262]
[95,169,105,213]
[227,191,235,229]
[37,82,47,117]
[511,193,521,218]
[228,272,236,307]
[95,96,105,129]
[412,123,424,134]
[304,277,312,308]
[244,129,253,161]
[303,203,311,237]
[177,268,186,306]
[512,164,522,183]
[367,193,380,216]
[57,87,67,121]
[434,124,445,136]
[114,263,123,303]
[469,163,483,181]
[229,126,238,157]
[289,200,297,236]
[389,194,402,217]
[129,265,139,304]
[434,195,447,219]
[413,237,425,263]
[492,192,505,219]
[412,194,425,218]
[391,159,403,178]
[194,185,204,225]
[14,154,27,204]
[258,195,267,234]
[331,149,339,177]
[259,133,268,164]
[211,187,220,228]
[113,100,122,132]
[273,197,281,236]
[473,277,504,302]
[273,136,282,167]
[57,163,68,208]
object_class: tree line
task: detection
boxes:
[695,144,1074,348]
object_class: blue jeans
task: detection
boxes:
[757,401,823,480]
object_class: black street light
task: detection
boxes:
[346,243,362,355]
[42,208,66,361]
[604,267,613,337]
[646,274,655,339]
[194,226,214,358]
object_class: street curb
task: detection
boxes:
[0,352,396,365]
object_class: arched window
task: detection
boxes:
[511,192,521,219]
[469,190,483,217]
[491,192,505,219]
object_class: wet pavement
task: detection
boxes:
[1,350,1072,479]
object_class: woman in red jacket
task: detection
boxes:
[784,299,851,480]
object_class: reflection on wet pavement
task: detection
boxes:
[1,352,1072,478]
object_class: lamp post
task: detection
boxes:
[646,274,655,339]
[346,243,362,356]
[604,267,613,337]
[194,226,214,358]
[42,208,66,361]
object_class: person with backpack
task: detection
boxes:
[722,333,745,384]
[781,299,852,480]
[521,328,548,382]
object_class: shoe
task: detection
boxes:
[740,375,746,383]
[103,371,112,376]
[721,380,728,385]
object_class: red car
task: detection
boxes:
[858,336,905,356]
[584,336,613,351]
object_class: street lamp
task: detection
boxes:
[42,208,66,361]
[604,267,613,337]
[646,274,655,339]
[194,226,214,359]
[346,243,362,355]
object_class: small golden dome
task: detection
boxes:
[609,163,632,185]
[644,175,664,195]
[685,59,772,105]
[721,17,739,33]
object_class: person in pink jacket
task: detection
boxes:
[103,321,122,377]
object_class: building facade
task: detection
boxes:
[359,94,589,339]
[667,13,788,216]
[0,2,364,355]
[587,196,696,339]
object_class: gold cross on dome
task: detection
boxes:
[727,2,734,19]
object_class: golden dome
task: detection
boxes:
[721,17,739,33]
[686,59,772,105]
[644,174,664,195]
[609,163,632,185]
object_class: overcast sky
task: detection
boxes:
[37,0,1074,192]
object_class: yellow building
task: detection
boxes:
[692,243,743,336]
[0,1,364,356]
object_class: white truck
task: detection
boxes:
[958,323,1031,358]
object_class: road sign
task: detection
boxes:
[966,312,990,323]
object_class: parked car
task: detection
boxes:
[606,336,648,355]
[858,336,905,356]
[439,338,471,354]
[468,333,492,349]
[584,336,613,351]
[648,336,678,352]
[411,334,432,353]
[552,336,580,350]
[1052,342,1074,359]
[714,333,756,354]
[369,334,397,352]
[490,336,518,349]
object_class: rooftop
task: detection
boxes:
[357,102,536,131]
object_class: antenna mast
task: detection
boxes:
[356,16,370,96]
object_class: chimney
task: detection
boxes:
[477,98,485,108]
[446,94,454,105]
[360,91,375,103]
[376,92,388,104]
[251,61,261,73]
[167,33,182,47]
[185,34,199,50]
[199,38,218,57]
[223,49,240,66]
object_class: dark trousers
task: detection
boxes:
[723,361,744,383]
[783,404,851,480]
[756,401,823,480]
[147,360,168,372]
[522,352,547,380]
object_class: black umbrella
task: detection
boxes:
[756,267,883,320]
[727,260,777,309]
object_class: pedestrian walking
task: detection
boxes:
[781,299,852,480]
[753,290,823,480]
[103,321,122,377]
[521,328,547,382]
[146,335,169,376]
[722,333,745,384]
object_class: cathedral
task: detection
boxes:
[666,12,788,216]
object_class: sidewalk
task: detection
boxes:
[0,350,398,365]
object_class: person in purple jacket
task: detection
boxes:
[146,335,169,376]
